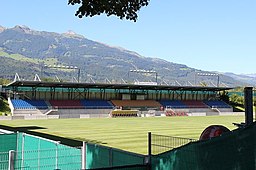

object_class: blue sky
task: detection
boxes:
[1,0,256,74]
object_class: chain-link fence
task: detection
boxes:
[150,133,197,155]
[0,151,9,170]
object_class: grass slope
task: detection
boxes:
[0,49,59,66]
[0,116,244,154]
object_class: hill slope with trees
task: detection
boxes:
[0,25,248,86]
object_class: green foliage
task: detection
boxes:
[230,94,244,105]
[0,49,39,64]
[229,94,244,105]
[219,90,230,103]
[200,82,207,87]
[232,87,244,92]
[233,106,245,112]
[68,0,150,22]
[0,78,11,85]
[41,77,56,82]
[0,98,11,115]
[229,93,245,111]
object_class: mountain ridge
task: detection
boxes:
[0,25,251,87]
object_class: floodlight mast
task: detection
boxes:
[43,64,81,82]
[195,72,220,87]
[129,69,158,83]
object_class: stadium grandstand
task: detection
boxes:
[4,80,233,119]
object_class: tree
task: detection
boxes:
[219,90,230,103]
[229,94,243,105]
[199,81,207,87]
[68,0,150,22]
[0,78,11,85]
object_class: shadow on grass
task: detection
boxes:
[73,137,108,145]
[14,126,47,131]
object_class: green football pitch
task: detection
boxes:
[0,115,244,154]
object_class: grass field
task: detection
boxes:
[0,115,245,154]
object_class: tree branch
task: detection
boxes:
[68,0,150,22]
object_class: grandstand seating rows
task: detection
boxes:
[11,100,48,110]
[159,100,231,109]
[11,99,231,110]
[12,99,114,110]
[111,100,161,109]
[182,100,208,108]
[80,100,114,109]
[49,100,83,109]
[159,100,187,109]
[203,100,231,108]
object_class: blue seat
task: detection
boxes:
[159,100,187,109]
[203,100,231,108]
[80,100,114,109]
[12,99,48,110]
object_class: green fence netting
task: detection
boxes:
[152,122,256,170]
[1,132,147,170]
[0,133,17,152]
[0,152,9,170]
[86,143,146,169]
[14,133,81,170]
[0,133,17,169]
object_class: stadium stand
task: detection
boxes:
[159,100,187,109]
[182,100,208,108]
[80,100,114,109]
[111,100,162,110]
[49,100,83,109]
[6,81,234,117]
[204,100,231,108]
[11,99,48,110]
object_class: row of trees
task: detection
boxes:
[220,89,256,111]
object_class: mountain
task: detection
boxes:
[0,25,249,87]
[223,72,256,85]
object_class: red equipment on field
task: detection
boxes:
[199,125,230,141]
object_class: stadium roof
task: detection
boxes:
[7,80,233,92]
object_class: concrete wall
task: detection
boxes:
[219,112,245,116]
[189,112,207,116]
[8,97,14,115]
[0,115,59,120]
[51,109,112,115]
[13,109,47,115]
[217,108,233,112]
[46,109,112,119]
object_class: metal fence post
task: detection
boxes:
[81,142,86,170]
[38,138,40,169]
[55,143,58,170]
[109,148,113,167]
[244,87,253,126]
[8,150,15,170]
[148,132,152,170]
[21,133,25,170]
